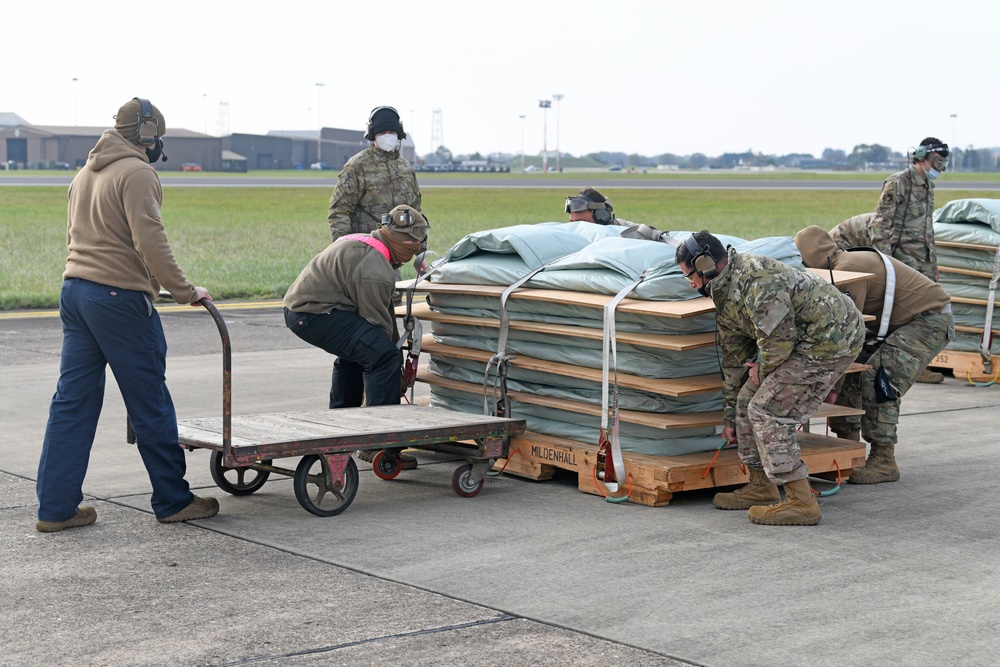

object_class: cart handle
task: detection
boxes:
[196,299,232,460]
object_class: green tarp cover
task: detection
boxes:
[421,222,805,456]
[429,357,723,414]
[931,199,1000,355]
[934,198,1000,232]
[425,294,719,334]
[433,222,801,301]
[429,385,721,456]
[430,322,721,379]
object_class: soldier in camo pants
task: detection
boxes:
[795,225,955,484]
[678,231,864,525]
[868,138,950,281]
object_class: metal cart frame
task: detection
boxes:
[173,301,525,516]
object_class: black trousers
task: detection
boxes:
[285,308,401,408]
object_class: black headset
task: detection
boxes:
[593,199,614,224]
[911,142,949,161]
[365,105,406,141]
[683,234,719,280]
[134,98,159,146]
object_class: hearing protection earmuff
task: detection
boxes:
[683,234,718,280]
[134,98,159,147]
[593,200,613,225]
[911,142,949,162]
[564,195,615,225]
[365,105,407,141]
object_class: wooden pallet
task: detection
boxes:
[494,430,866,507]
[928,349,1000,383]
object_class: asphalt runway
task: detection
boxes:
[3,174,999,190]
[4,303,999,666]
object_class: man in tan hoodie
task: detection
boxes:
[793,226,955,484]
[35,98,219,532]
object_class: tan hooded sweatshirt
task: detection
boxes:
[793,226,950,334]
[64,129,197,303]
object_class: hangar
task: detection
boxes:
[0,113,413,172]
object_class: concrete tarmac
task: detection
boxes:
[2,304,998,666]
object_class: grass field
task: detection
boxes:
[2,184,998,310]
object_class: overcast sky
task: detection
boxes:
[5,0,996,159]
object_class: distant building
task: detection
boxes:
[221,149,248,173]
[0,112,31,128]
[0,123,221,171]
[266,129,412,169]
[0,112,388,172]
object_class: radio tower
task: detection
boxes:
[216,101,230,137]
[430,109,444,151]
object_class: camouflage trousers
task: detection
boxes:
[736,353,857,483]
[830,310,954,447]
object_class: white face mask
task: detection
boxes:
[375,133,400,152]
[926,168,941,180]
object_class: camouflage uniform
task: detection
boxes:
[794,224,956,480]
[830,213,875,251]
[869,165,936,279]
[328,145,422,242]
[831,312,953,446]
[709,248,865,483]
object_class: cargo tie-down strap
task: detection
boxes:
[596,270,649,502]
[398,253,443,403]
[482,263,553,417]
[980,245,1000,376]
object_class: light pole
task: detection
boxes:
[553,93,563,172]
[519,114,526,171]
[72,77,79,126]
[539,99,551,173]
[315,83,326,163]
[950,113,958,173]
[203,93,208,134]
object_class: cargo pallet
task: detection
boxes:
[494,429,865,507]
[401,267,873,507]
[928,348,1000,384]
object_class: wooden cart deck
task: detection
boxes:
[178,404,524,465]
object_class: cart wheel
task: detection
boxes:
[210,451,271,496]
[293,455,358,517]
[451,464,484,498]
[372,451,402,480]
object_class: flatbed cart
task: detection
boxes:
[172,301,525,517]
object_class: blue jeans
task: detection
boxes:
[284,308,401,409]
[36,279,194,522]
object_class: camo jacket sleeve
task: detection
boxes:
[869,172,904,254]
[328,160,363,242]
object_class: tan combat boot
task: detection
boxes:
[847,444,900,484]
[917,369,944,384]
[713,468,780,510]
[747,478,822,526]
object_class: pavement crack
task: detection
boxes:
[203,614,518,666]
